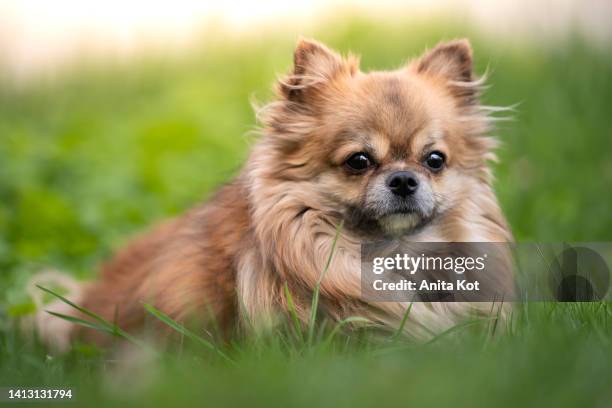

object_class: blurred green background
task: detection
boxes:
[0,14,611,407]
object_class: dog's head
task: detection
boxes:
[258,39,498,237]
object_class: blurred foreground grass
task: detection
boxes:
[0,16,611,407]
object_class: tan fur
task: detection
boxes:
[36,39,513,349]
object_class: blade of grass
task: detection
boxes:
[490,298,505,337]
[39,285,149,348]
[142,302,235,364]
[37,285,108,326]
[45,310,148,349]
[205,302,223,343]
[308,220,344,345]
[373,317,496,356]
[283,282,304,343]
[482,299,506,350]
[391,301,414,342]
[45,311,114,334]
[426,317,495,346]
[322,316,370,349]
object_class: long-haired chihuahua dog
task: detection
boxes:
[34,39,513,350]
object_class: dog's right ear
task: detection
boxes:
[279,39,357,103]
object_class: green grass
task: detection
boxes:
[0,16,611,407]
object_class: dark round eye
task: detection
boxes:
[424,151,445,171]
[345,152,373,172]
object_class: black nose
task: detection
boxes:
[386,171,419,197]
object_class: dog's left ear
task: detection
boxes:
[415,39,473,82]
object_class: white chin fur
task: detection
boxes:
[379,213,421,235]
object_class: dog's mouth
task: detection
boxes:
[378,211,424,236]
[344,205,433,237]
[382,207,419,216]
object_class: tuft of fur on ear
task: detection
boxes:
[278,38,357,102]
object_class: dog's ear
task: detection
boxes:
[279,38,357,102]
[414,39,481,106]
[416,39,473,82]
